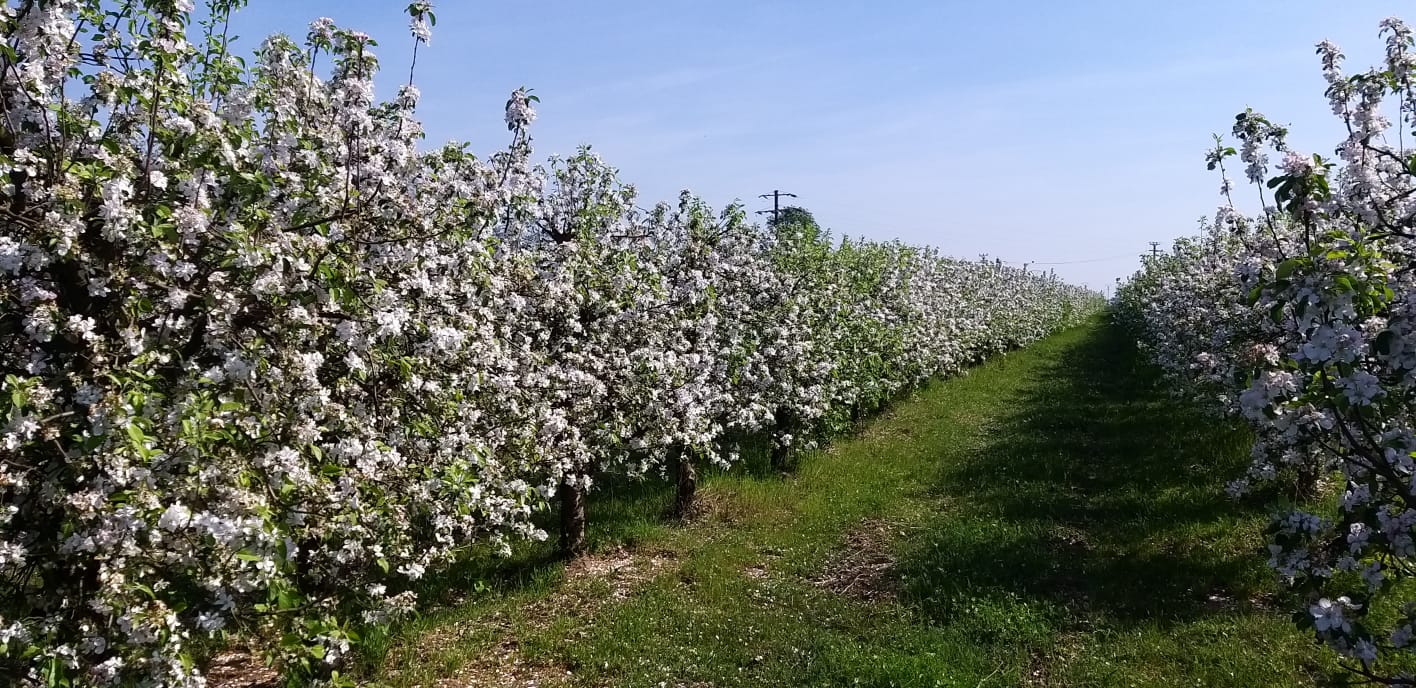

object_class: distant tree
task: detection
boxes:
[769,205,817,229]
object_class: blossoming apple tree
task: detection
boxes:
[1121,16,1416,682]
[0,1,1101,685]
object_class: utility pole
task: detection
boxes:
[756,189,797,223]
[1149,241,1161,258]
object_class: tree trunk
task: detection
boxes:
[771,408,793,470]
[673,446,698,519]
[1292,464,1322,503]
[558,476,587,558]
[770,441,789,471]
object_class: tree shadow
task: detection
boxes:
[898,323,1289,634]
[359,422,816,674]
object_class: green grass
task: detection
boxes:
[359,319,1338,687]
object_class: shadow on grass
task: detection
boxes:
[354,430,797,673]
[374,396,896,617]
[899,322,1283,638]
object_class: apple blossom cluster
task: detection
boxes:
[0,1,1101,686]
[1118,16,1416,684]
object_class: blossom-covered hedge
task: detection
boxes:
[0,2,1101,685]
[1119,16,1416,683]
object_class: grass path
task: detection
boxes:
[363,320,1335,687]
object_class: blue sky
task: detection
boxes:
[228,1,1409,293]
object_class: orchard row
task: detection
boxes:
[1119,16,1416,684]
[0,2,1099,686]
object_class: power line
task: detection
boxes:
[999,253,1137,266]
[1032,254,1138,266]
[755,189,797,222]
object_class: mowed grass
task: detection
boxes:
[358,320,1337,687]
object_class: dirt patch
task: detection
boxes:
[1203,588,1280,613]
[677,487,737,525]
[564,546,675,601]
[394,547,679,687]
[1045,525,1092,553]
[430,642,574,688]
[1020,631,1088,688]
[1024,648,1052,687]
[205,650,279,688]
[810,518,903,603]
